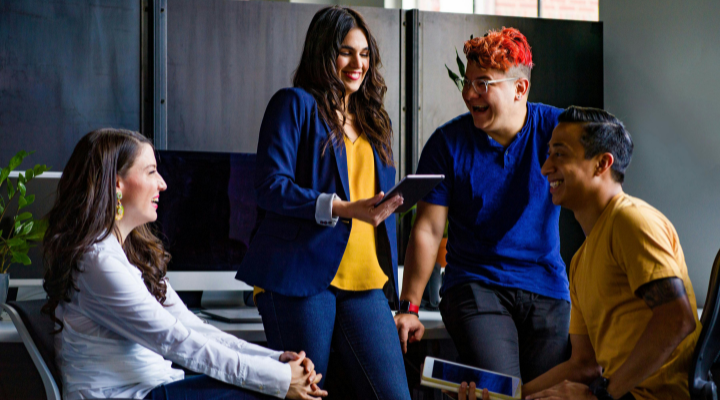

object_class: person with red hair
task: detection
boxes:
[396,27,572,384]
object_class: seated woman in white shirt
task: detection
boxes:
[40,128,327,400]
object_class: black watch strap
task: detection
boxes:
[396,300,419,317]
[588,377,614,400]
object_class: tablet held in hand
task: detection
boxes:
[374,174,444,213]
[421,357,522,400]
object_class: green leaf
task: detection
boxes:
[6,237,23,247]
[0,167,9,187]
[455,48,465,78]
[0,203,4,215]
[18,196,27,209]
[25,218,47,241]
[33,164,49,176]
[6,178,15,198]
[11,242,29,254]
[25,168,34,180]
[18,194,34,210]
[17,180,26,197]
[7,150,29,172]
[16,212,32,221]
[445,65,464,92]
[21,221,33,236]
[14,219,22,232]
[11,252,31,266]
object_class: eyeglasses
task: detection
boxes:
[462,77,519,95]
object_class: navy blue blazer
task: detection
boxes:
[236,88,399,303]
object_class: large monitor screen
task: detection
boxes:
[154,150,257,271]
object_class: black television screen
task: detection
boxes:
[154,150,257,271]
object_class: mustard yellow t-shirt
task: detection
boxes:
[569,193,700,400]
[254,134,386,299]
[329,134,387,290]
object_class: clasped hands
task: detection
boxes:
[280,351,327,400]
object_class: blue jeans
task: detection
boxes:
[144,375,273,399]
[256,287,411,400]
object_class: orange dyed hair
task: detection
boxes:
[463,27,533,73]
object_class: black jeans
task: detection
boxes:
[440,281,571,383]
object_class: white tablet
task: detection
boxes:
[374,174,444,213]
[421,357,522,400]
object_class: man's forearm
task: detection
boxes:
[523,358,601,397]
[606,301,696,399]
[401,228,443,304]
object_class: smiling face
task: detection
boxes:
[462,61,525,136]
[116,143,167,230]
[541,122,601,211]
[336,27,369,102]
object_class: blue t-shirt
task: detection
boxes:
[416,103,569,301]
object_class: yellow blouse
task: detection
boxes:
[329,134,387,290]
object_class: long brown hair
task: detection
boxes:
[42,129,170,331]
[293,6,393,166]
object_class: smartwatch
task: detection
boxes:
[396,300,420,317]
[588,376,615,400]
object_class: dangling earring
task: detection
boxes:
[115,191,124,221]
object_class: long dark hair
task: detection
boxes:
[293,6,393,166]
[42,128,171,331]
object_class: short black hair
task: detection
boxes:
[558,106,634,183]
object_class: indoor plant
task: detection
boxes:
[0,150,49,306]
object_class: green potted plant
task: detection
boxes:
[0,151,49,307]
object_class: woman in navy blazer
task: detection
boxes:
[236,6,410,400]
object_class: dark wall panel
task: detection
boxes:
[416,13,602,268]
[0,0,141,171]
[166,0,401,173]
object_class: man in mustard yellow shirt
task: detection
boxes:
[522,106,700,400]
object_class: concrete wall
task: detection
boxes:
[600,0,720,306]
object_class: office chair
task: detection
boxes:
[2,300,61,400]
[690,248,720,400]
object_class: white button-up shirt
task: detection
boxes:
[55,235,291,399]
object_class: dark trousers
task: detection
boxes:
[145,375,273,399]
[439,281,571,383]
[256,288,411,400]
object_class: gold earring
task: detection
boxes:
[115,191,124,221]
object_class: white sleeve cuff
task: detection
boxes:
[243,356,292,399]
[315,193,339,227]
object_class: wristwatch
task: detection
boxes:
[396,300,420,317]
[588,377,615,400]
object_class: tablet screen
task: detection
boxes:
[431,362,514,396]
